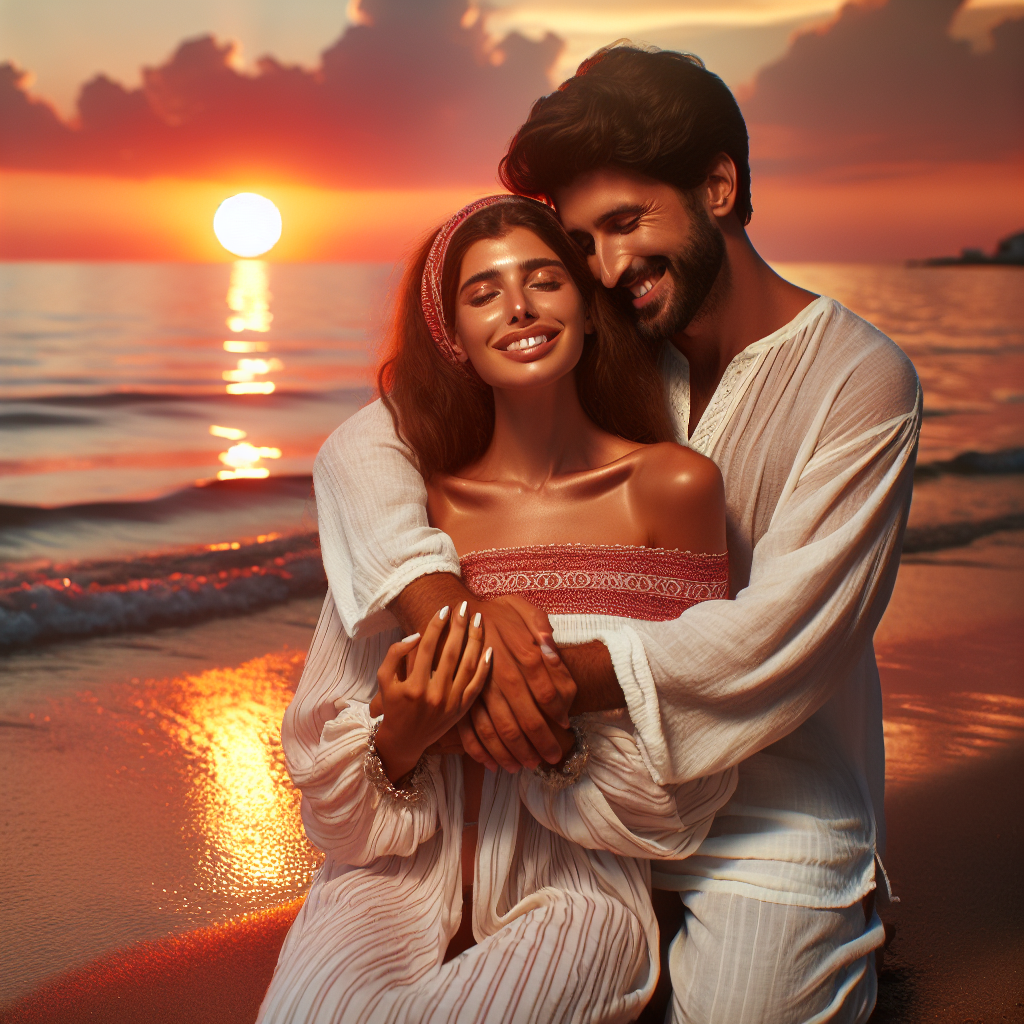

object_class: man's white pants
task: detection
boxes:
[667,891,886,1024]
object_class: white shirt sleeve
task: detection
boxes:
[518,716,738,860]
[281,594,443,859]
[623,378,922,785]
[313,400,460,638]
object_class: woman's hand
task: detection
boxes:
[374,603,491,784]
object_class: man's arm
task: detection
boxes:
[385,570,621,716]
[314,401,461,638]
[561,644,623,713]
[619,370,921,785]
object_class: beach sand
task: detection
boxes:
[2,533,1022,1024]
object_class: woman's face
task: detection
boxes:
[452,226,591,392]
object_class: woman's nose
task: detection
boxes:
[507,292,537,324]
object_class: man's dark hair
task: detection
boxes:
[499,43,753,226]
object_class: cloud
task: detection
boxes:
[0,0,562,188]
[741,0,1024,174]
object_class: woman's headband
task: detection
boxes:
[420,194,525,368]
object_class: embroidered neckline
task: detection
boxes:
[664,295,832,455]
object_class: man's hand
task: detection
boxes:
[385,575,575,772]
[424,726,465,756]
[383,573,623,773]
[457,594,576,772]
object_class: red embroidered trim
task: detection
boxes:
[460,544,728,621]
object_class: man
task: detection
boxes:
[314,45,920,1023]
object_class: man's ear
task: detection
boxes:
[705,153,737,222]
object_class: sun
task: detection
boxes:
[213,193,283,258]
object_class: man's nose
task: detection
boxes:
[591,239,631,290]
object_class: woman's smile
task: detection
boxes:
[495,325,563,362]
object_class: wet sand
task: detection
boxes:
[870,533,1024,1022]
[2,534,1022,1024]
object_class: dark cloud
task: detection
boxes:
[742,0,1024,174]
[0,0,562,187]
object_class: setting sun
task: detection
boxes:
[213,193,283,258]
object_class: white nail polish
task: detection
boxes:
[472,612,482,628]
[439,605,450,621]
[540,641,558,660]
[484,647,493,664]
[459,600,468,618]
[402,632,421,643]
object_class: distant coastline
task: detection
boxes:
[908,230,1024,267]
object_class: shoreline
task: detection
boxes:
[1,533,1022,1022]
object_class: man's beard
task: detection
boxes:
[628,204,726,343]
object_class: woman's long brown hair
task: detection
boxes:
[377,198,674,479]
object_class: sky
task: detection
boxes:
[1,0,1022,261]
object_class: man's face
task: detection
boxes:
[554,167,725,341]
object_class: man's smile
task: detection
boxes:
[622,262,668,309]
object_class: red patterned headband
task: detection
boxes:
[420,194,525,368]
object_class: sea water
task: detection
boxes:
[1,260,1021,647]
[0,261,1021,1002]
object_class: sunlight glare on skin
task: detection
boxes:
[213,193,282,259]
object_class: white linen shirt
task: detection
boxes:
[312,295,922,910]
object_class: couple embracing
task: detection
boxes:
[258,44,920,1024]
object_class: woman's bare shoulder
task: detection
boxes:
[627,442,726,552]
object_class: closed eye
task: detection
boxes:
[611,216,642,234]
[468,289,499,307]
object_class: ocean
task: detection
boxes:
[1,261,1021,648]
[1,260,1022,1006]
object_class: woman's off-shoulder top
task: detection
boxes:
[460,543,729,620]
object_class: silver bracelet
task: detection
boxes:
[533,717,590,790]
[363,719,428,804]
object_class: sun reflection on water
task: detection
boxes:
[883,690,1024,786]
[217,442,282,480]
[226,260,273,333]
[149,652,321,902]
[212,260,283,475]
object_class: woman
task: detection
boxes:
[258,196,737,1024]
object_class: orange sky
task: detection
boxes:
[1,0,1021,262]
[0,172,498,262]
[3,157,1020,264]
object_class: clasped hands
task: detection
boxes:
[370,595,579,781]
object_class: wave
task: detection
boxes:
[0,532,326,649]
[1,385,372,408]
[3,509,1023,649]
[901,512,1024,554]
[915,447,1024,479]
[0,476,315,531]
[0,412,98,429]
